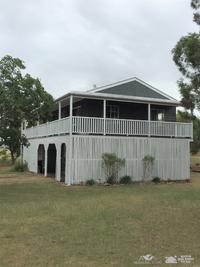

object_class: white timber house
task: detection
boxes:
[22,77,193,184]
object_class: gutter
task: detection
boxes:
[55,91,180,106]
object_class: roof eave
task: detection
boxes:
[55,91,180,106]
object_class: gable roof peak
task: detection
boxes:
[87,76,176,101]
[88,76,138,93]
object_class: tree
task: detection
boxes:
[177,110,200,153]
[0,55,54,163]
[178,79,196,115]
[172,1,200,113]
[191,0,200,25]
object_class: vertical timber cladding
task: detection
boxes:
[71,135,190,183]
[23,138,39,173]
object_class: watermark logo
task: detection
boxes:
[165,256,178,264]
[134,254,161,265]
[134,254,194,265]
[142,254,154,262]
[178,255,194,264]
[165,255,194,264]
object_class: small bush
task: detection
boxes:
[152,176,161,183]
[143,155,155,181]
[0,148,10,161]
[107,176,115,185]
[13,160,28,172]
[119,175,132,184]
[143,155,154,163]
[102,153,125,184]
[190,142,199,154]
[85,179,95,186]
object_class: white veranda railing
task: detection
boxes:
[23,116,193,139]
[72,117,193,138]
[23,117,70,138]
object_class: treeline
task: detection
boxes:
[177,110,200,153]
[0,55,54,163]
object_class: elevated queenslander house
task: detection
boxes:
[22,77,193,184]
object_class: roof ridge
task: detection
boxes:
[87,76,138,92]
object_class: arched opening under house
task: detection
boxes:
[60,143,66,182]
[37,144,45,174]
[47,144,57,178]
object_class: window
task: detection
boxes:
[151,109,165,121]
[106,105,119,118]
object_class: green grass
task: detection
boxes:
[0,170,200,266]
[191,152,200,165]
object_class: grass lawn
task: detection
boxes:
[191,152,200,165]
[0,167,200,266]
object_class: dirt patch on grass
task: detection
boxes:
[0,176,45,184]
[0,168,52,184]
[191,165,200,172]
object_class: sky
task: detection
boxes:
[0,0,198,100]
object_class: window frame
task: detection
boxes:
[106,104,120,119]
[151,108,165,121]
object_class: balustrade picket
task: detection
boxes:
[22,116,193,139]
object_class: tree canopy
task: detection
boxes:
[0,55,54,162]
[191,0,200,25]
[177,110,200,153]
[172,0,200,114]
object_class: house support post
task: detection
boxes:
[65,95,73,185]
[58,101,61,120]
[44,144,48,177]
[56,144,61,181]
[148,103,151,137]
[103,99,106,135]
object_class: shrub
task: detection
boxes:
[152,176,161,183]
[143,155,154,163]
[0,148,10,161]
[106,176,115,185]
[13,160,28,172]
[119,175,132,184]
[143,155,155,181]
[190,142,199,154]
[102,153,125,184]
[85,179,95,186]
